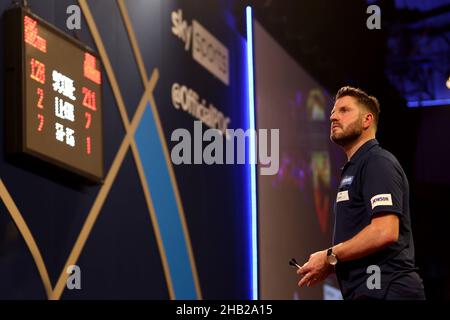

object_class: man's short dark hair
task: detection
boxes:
[335,86,380,127]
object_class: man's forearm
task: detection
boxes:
[332,221,397,262]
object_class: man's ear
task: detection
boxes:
[363,113,374,129]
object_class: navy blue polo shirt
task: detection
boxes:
[333,139,421,299]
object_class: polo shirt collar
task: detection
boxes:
[340,139,379,171]
[349,139,379,164]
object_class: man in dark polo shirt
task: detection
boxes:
[297,86,425,300]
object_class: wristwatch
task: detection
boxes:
[326,247,338,266]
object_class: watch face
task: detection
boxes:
[327,254,338,266]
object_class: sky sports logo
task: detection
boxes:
[371,194,393,209]
[171,9,229,85]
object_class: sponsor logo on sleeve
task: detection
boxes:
[370,194,393,209]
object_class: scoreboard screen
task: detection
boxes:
[4,7,103,183]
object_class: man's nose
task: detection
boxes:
[330,113,338,122]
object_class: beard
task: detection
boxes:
[330,117,363,146]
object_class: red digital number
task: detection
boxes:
[85,111,92,129]
[37,88,44,109]
[30,58,45,84]
[86,136,91,155]
[37,114,44,132]
[82,87,96,111]
[24,16,47,53]
[83,53,101,84]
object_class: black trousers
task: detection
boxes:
[352,271,426,300]
[384,272,426,300]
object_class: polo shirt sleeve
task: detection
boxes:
[361,155,404,217]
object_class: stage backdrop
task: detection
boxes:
[254,21,345,300]
[0,0,251,299]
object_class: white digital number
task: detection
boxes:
[55,97,75,122]
[52,70,76,101]
[55,122,76,147]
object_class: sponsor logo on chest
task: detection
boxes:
[339,175,354,188]
[336,190,349,202]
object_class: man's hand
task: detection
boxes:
[297,250,333,287]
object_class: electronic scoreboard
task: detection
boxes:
[4,7,103,183]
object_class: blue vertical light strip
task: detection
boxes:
[246,6,258,300]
